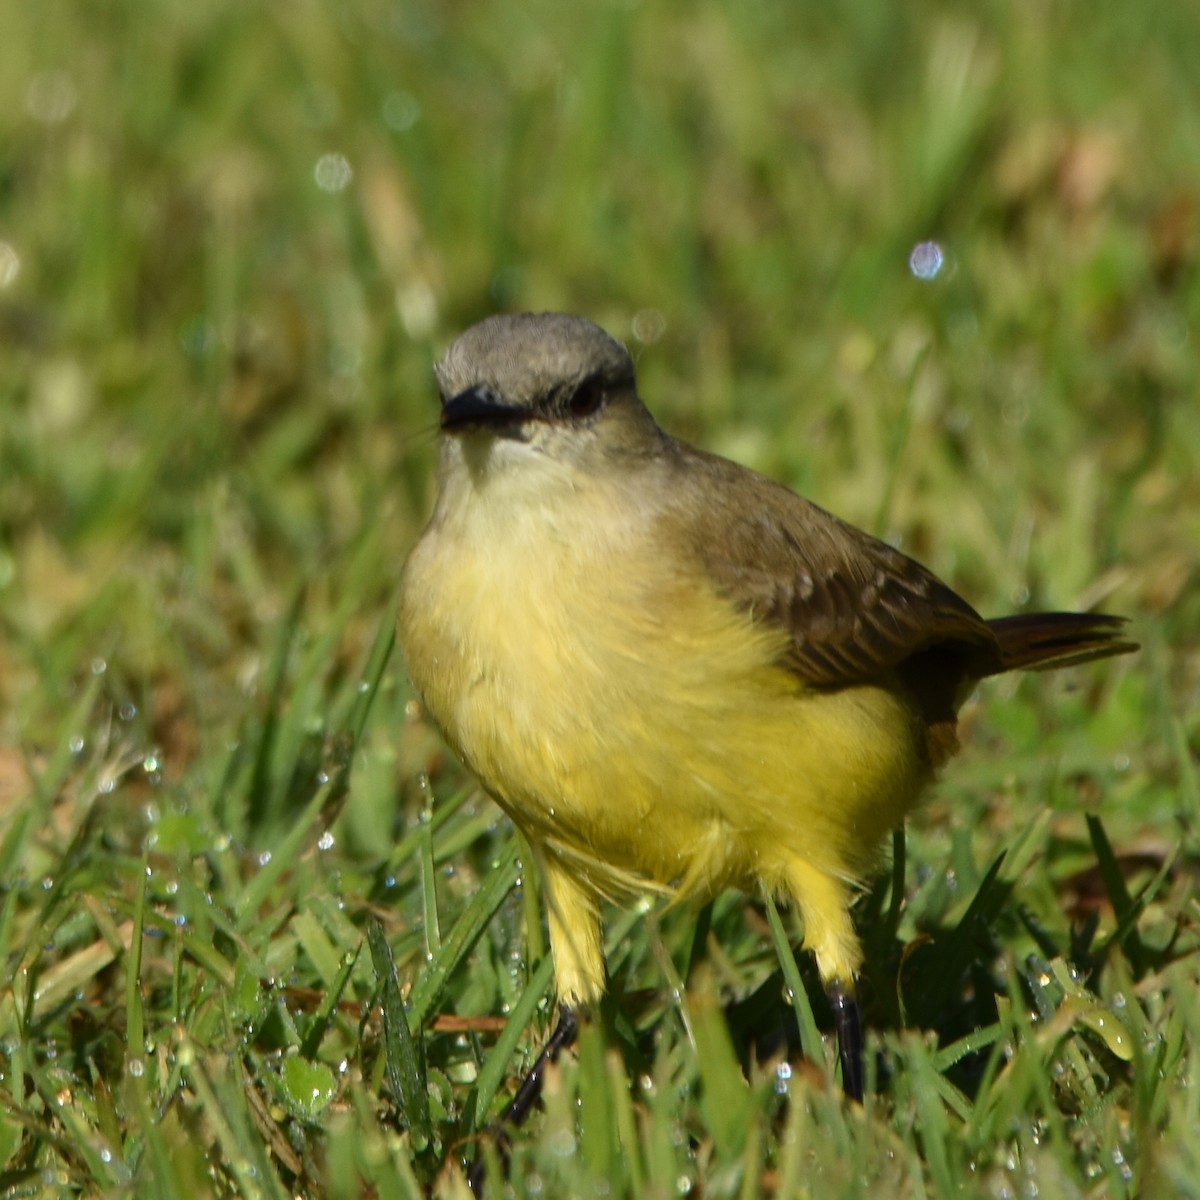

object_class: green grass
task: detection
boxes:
[1,0,1198,1196]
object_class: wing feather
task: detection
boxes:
[661,444,1002,688]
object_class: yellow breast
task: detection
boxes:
[398,446,929,906]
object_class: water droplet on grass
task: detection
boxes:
[382,91,421,132]
[314,153,353,193]
[909,240,945,280]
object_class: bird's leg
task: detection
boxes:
[826,980,863,1102]
[499,1004,580,1126]
[780,856,865,1101]
[467,1005,580,1194]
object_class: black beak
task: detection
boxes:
[440,384,527,432]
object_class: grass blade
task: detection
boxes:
[368,920,432,1151]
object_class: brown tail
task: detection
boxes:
[986,613,1137,673]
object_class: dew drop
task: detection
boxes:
[549,1129,576,1157]
[631,308,667,344]
[382,91,421,132]
[314,152,353,193]
[909,240,944,280]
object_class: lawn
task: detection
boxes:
[1,0,1198,1196]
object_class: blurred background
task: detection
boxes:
[1,0,1197,1194]
[3,1,1197,753]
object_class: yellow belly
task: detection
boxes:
[399,474,928,913]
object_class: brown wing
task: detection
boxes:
[662,442,1004,689]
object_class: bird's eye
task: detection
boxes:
[567,378,605,418]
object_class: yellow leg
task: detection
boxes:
[781,854,865,1099]
[782,855,862,987]
[540,854,606,1008]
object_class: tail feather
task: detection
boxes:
[986,612,1137,673]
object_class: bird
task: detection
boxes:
[397,310,1134,1147]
